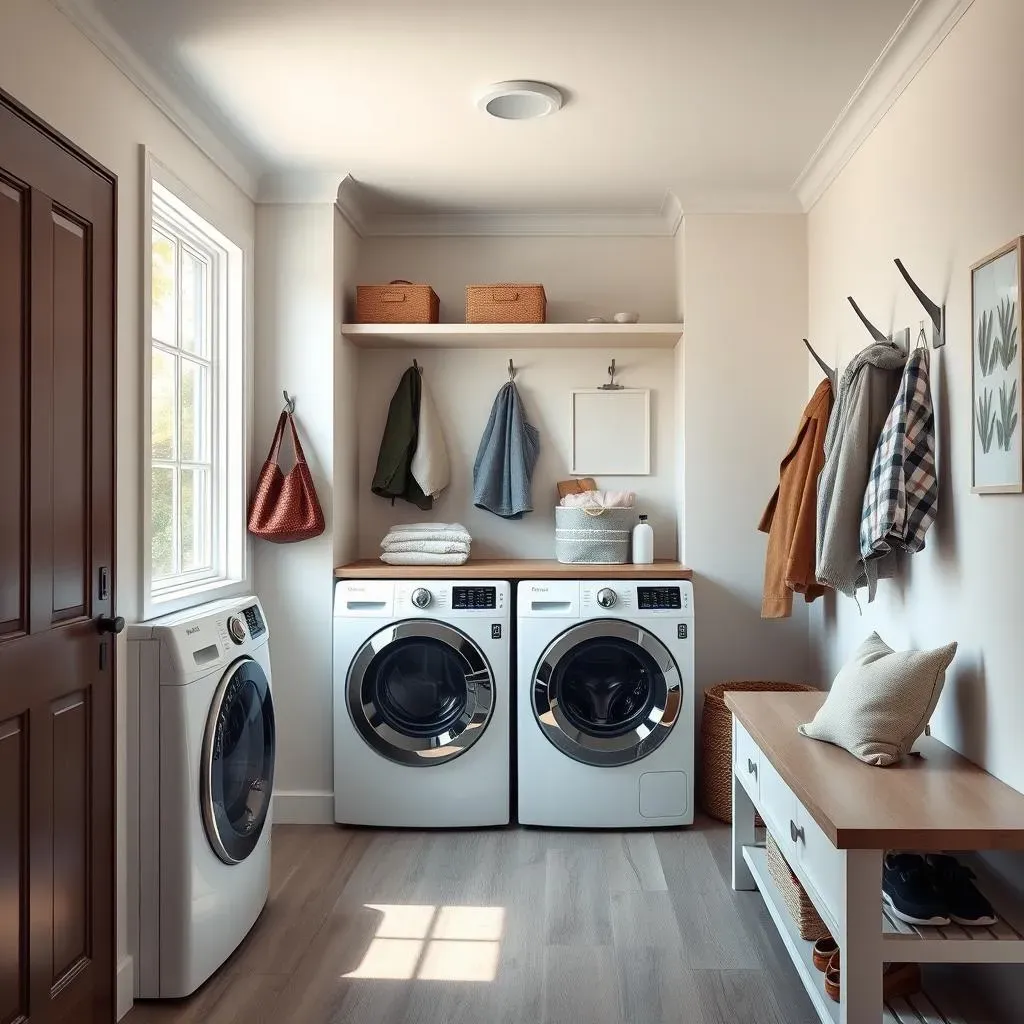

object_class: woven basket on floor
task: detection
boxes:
[766,831,831,941]
[699,680,816,823]
[466,283,546,323]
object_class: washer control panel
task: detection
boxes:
[638,586,682,610]
[452,586,497,610]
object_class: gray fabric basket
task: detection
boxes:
[554,506,634,564]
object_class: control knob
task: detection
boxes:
[411,587,432,609]
[227,615,247,644]
[596,587,617,609]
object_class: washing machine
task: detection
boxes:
[127,596,275,998]
[517,579,694,827]
[333,578,510,827]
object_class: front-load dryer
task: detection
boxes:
[127,596,275,998]
[333,579,510,827]
[517,579,694,828]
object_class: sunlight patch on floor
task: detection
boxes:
[343,904,506,983]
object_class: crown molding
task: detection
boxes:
[52,0,261,199]
[258,170,347,205]
[794,0,975,211]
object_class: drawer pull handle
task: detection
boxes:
[790,820,805,844]
[747,759,757,777]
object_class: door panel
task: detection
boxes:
[0,92,115,1024]
[0,180,26,637]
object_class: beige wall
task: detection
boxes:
[679,213,812,698]
[0,1,255,1016]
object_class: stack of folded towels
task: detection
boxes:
[379,523,472,566]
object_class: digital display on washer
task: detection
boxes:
[637,586,682,610]
[452,586,497,610]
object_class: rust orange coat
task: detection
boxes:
[758,378,834,618]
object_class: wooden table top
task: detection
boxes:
[727,690,1024,851]
[334,559,693,580]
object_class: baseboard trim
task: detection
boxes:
[273,789,334,825]
[116,954,134,1020]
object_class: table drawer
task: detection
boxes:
[733,719,761,803]
[758,756,797,856]
[795,804,842,917]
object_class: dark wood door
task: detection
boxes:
[0,93,116,1024]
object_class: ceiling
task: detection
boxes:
[81,0,920,216]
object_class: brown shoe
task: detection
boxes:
[883,962,922,1000]
[812,936,838,973]
[824,952,841,1002]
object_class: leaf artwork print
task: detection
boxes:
[995,379,1019,452]
[978,309,998,377]
[997,296,1019,371]
[977,387,996,454]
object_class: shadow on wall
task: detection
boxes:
[931,349,960,570]
[941,650,988,770]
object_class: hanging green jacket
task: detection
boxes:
[371,366,432,510]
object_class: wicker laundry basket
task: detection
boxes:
[766,831,832,941]
[356,281,439,323]
[700,680,817,823]
[554,506,633,564]
[466,284,546,323]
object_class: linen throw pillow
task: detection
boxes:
[798,632,957,766]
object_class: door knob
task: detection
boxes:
[97,615,125,635]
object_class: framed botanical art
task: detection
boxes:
[971,237,1023,493]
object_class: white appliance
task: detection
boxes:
[517,579,694,827]
[333,579,511,827]
[127,596,275,998]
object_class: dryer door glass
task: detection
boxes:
[348,620,494,765]
[201,657,276,864]
[532,620,681,767]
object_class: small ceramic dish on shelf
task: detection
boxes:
[613,312,639,323]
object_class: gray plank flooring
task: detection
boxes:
[124,819,820,1024]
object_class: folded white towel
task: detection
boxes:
[388,522,469,533]
[383,523,472,547]
[380,551,470,566]
[382,540,470,555]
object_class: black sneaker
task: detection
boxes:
[882,853,950,926]
[926,854,997,926]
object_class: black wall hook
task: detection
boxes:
[847,296,890,344]
[894,258,946,348]
[803,339,836,386]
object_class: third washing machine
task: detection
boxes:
[517,578,694,828]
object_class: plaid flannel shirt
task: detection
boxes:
[860,347,937,598]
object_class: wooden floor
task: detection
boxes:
[120,820,1005,1024]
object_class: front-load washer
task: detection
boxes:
[127,596,275,998]
[333,578,510,827]
[517,579,694,828]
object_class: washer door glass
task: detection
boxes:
[533,619,681,767]
[201,657,276,865]
[348,620,494,765]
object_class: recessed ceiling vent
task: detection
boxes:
[477,81,563,120]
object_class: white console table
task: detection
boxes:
[728,691,1024,1024]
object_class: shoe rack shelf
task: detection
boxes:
[727,690,1024,1024]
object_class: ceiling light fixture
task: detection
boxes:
[477,81,563,120]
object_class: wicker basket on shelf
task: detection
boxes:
[356,281,439,323]
[466,283,546,323]
[699,680,816,823]
[766,831,832,941]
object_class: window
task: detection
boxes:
[145,168,249,617]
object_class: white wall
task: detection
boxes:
[254,203,339,826]
[356,235,677,323]
[679,214,812,696]
[355,347,678,558]
[0,1,255,1016]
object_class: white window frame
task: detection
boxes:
[142,151,252,620]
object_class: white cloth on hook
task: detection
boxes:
[410,376,450,499]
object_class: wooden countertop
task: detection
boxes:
[727,690,1024,851]
[334,559,693,580]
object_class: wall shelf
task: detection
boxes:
[340,322,684,349]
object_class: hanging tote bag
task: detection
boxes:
[248,411,325,542]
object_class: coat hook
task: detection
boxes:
[847,296,890,344]
[894,258,946,348]
[803,339,836,387]
[282,389,296,414]
[508,358,516,382]
[600,357,624,390]
[412,358,421,373]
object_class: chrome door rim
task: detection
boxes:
[532,619,681,767]
[347,619,495,766]
[201,656,275,865]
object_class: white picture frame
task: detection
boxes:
[569,389,651,475]
[971,237,1023,494]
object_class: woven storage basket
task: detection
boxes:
[766,832,831,941]
[466,284,546,323]
[554,506,633,564]
[356,281,439,323]
[700,680,817,823]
